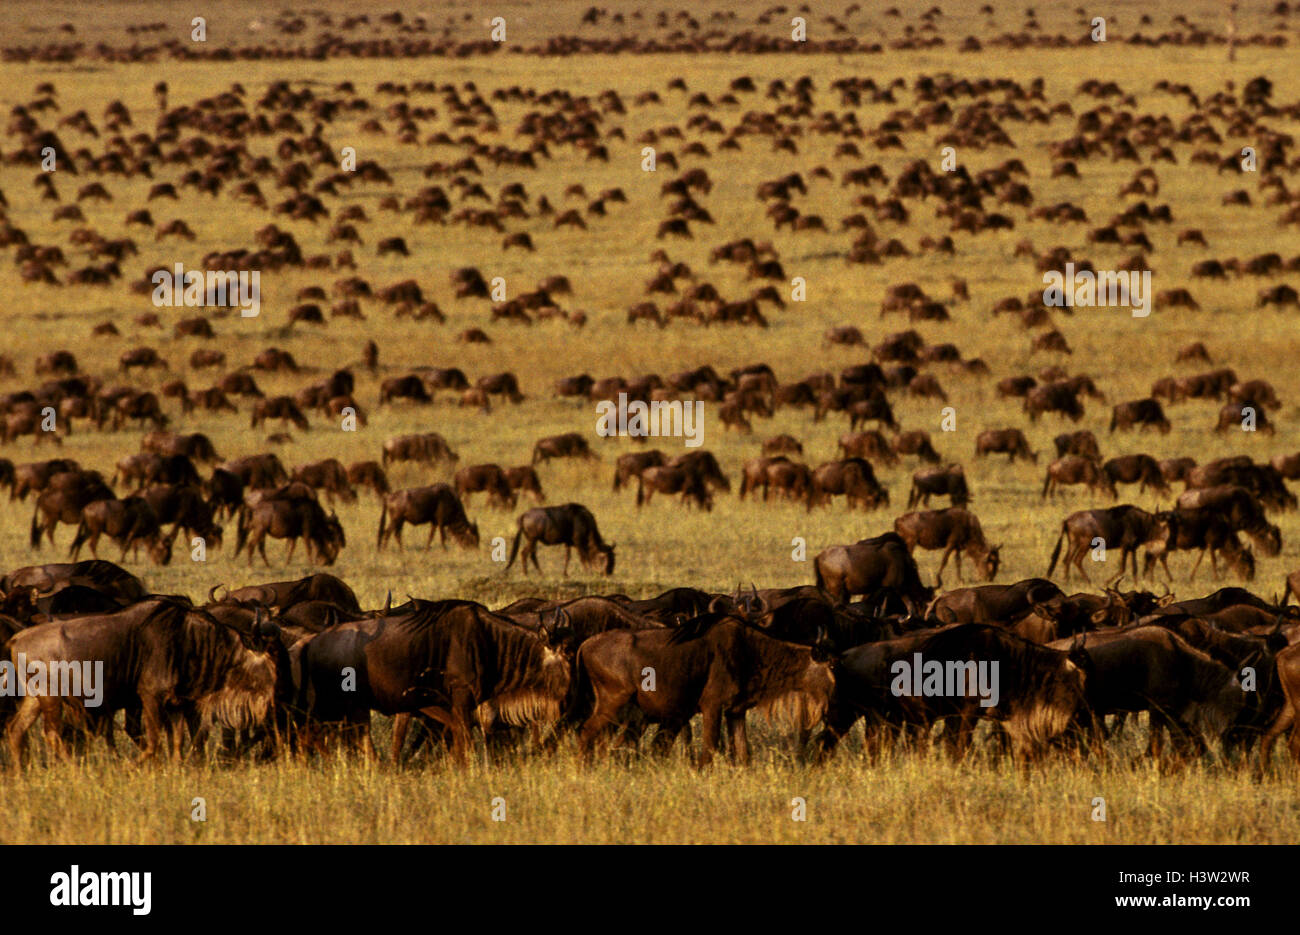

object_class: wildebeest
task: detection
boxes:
[809,459,888,511]
[69,496,173,565]
[291,459,358,505]
[636,464,713,510]
[506,504,614,576]
[532,432,598,465]
[1046,505,1169,583]
[613,450,666,490]
[974,429,1037,463]
[376,485,479,550]
[30,470,116,549]
[894,508,1000,583]
[234,493,345,566]
[454,464,518,509]
[1024,383,1084,422]
[504,465,546,504]
[1175,486,1281,556]
[813,532,934,610]
[1103,454,1168,495]
[574,614,833,765]
[1143,509,1256,582]
[1110,398,1171,434]
[1042,455,1117,499]
[1054,431,1102,460]
[381,433,459,469]
[907,464,970,508]
[926,578,1064,624]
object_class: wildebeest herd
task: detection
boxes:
[4,557,1300,773]
[0,0,1298,795]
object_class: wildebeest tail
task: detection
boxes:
[29,504,43,549]
[506,524,524,569]
[1046,522,1067,577]
[234,504,250,556]
[68,516,89,557]
[564,643,595,727]
[635,474,645,506]
[376,499,388,549]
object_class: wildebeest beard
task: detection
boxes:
[194,650,278,730]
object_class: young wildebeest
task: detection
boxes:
[894,508,1000,583]
[30,470,116,549]
[455,464,518,509]
[636,464,713,510]
[235,494,345,566]
[1103,454,1169,495]
[376,485,479,550]
[814,624,1090,763]
[974,428,1038,463]
[613,450,666,490]
[908,464,970,508]
[813,532,934,610]
[506,503,615,576]
[1046,505,1168,584]
[532,432,598,465]
[1042,455,1117,499]
[1175,485,1282,556]
[6,598,280,764]
[69,496,174,565]
[291,458,358,505]
[574,614,834,766]
[1143,509,1255,582]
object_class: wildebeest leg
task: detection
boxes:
[139,695,166,760]
[1189,549,1205,582]
[563,545,571,576]
[391,712,411,764]
[578,686,635,760]
[7,696,44,767]
[529,540,542,574]
[727,712,751,765]
[1256,704,1293,778]
[433,524,442,549]
[285,535,297,564]
[697,706,723,767]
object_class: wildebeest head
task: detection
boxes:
[195,608,281,734]
[979,545,1001,582]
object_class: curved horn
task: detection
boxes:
[384,590,392,614]
[748,582,768,616]
[260,586,275,606]
[707,594,729,615]
[208,584,222,603]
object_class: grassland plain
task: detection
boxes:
[0,0,1298,843]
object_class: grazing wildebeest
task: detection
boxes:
[1103,454,1168,495]
[815,624,1089,763]
[6,598,280,763]
[291,459,358,505]
[69,496,174,565]
[250,395,310,432]
[1175,486,1281,556]
[477,372,524,404]
[636,464,713,510]
[378,375,432,406]
[926,578,1064,624]
[1053,430,1102,460]
[613,449,666,491]
[1143,509,1256,582]
[894,508,1000,583]
[140,483,223,550]
[892,430,941,464]
[1042,455,1117,499]
[846,391,899,432]
[225,573,362,617]
[506,504,615,576]
[234,494,345,566]
[1024,383,1084,422]
[454,464,517,509]
[574,614,834,765]
[667,450,731,493]
[346,461,390,497]
[532,432,598,465]
[839,430,900,465]
[974,428,1037,463]
[1215,400,1275,435]
[1110,398,1171,434]
[381,433,459,469]
[376,485,479,550]
[220,453,289,490]
[907,464,970,508]
[1046,505,1169,583]
[30,470,116,549]
[813,532,934,609]
[504,465,546,504]
[809,459,888,510]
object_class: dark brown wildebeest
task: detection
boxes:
[814,624,1089,763]
[454,464,517,509]
[1215,400,1275,435]
[504,465,545,504]
[1143,509,1255,582]
[974,428,1037,463]
[1047,626,1242,761]
[142,430,220,464]
[478,372,524,404]
[506,503,615,576]
[235,494,345,566]
[1103,454,1168,495]
[894,508,1000,583]
[288,459,356,507]
[112,452,201,491]
[381,433,459,469]
[296,598,569,763]
[1272,452,1300,480]
[225,573,362,616]
[140,483,223,550]
[1046,505,1169,583]
[667,450,731,494]
[846,390,899,432]
[379,375,433,406]
[108,391,168,432]
[1160,457,1198,486]
[1042,455,1117,499]
[908,464,970,508]
[68,495,173,565]
[927,578,1066,628]
[1185,457,1295,511]
[809,459,888,511]
[893,430,941,464]
[220,453,289,490]
[741,456,801,501]
[1110,398,1171,434]
[636,464,713,510]
[251,395,310,432]
[838,430,900,465]
[613,449,666,491]
[1054,430,1101,460]
[30,470,116,549]
[533,432,598,465]
[1024,383,1084,422]
[813,532,934,609]
[1229,379,1282,411]
[6,597,280,763]
[346,461,390,497]
[762,434,803,457]
[574,614,834,765]
[376,485,479,550]
[1175,486,1281,556]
